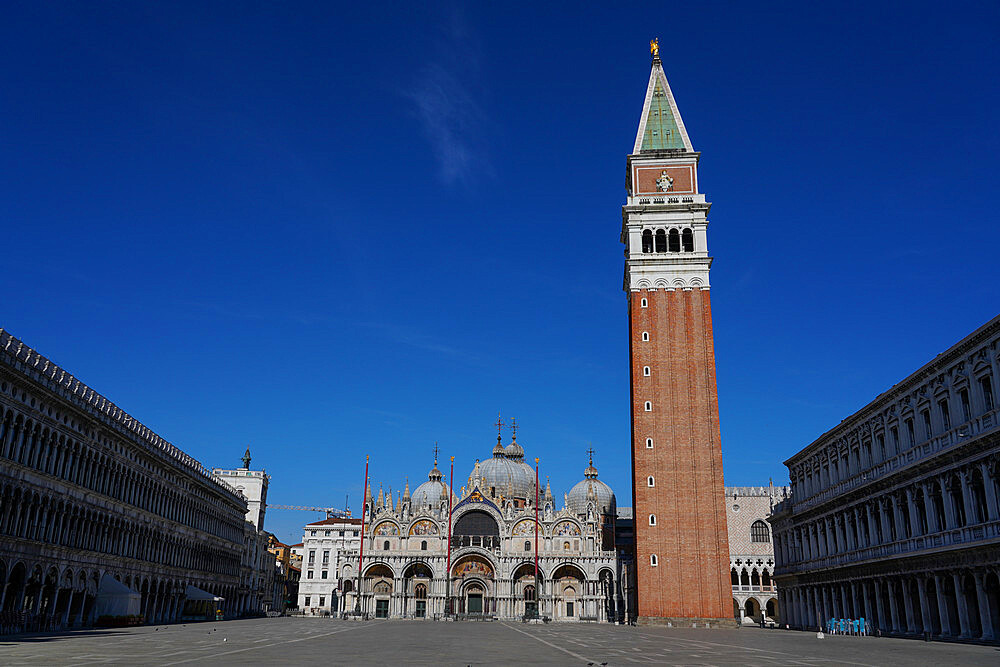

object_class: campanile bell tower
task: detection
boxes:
[623,41,732,625]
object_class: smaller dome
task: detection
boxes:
[492,435,506,458]
[411,452,458,507]
[566,454,615,515]
[504,439,524,460]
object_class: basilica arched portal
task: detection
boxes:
[452,555,495,615]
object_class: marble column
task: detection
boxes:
[934,574,952,636]
[917,577,932,635]
[979,462,999,521]
[972,571,994,640]
[862,580,872,625]
[902,578,916,633]
[953,573,970,638]
[888,580,903,632]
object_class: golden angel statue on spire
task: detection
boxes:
[650,38,660,57]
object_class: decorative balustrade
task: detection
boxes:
[630,193,705,206]
[731,585,777,593]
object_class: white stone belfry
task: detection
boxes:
[622,55,712,293]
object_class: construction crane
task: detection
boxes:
[269,504,351,519]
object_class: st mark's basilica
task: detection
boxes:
[300,424,626,622]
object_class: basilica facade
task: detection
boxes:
[299,431,623,622]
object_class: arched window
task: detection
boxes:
[682,228,694,252]
[415,583,427,599]
[524,585,536,601]
[524,540,531,551]
[383,540,390,550]
[640,297,648,308]
[420,540,427,551]
[647,476,655,487]
[644,401,652,412]
[641,331,649,342]
[649,514,656,526]
[643,366,650,376]
[668,229,680,252]
[650,554,658,566]
[563,541,571,551]
[641,230,653,253]
[454,510,500,536]
[654,229,667,252]
[750,520,770,543]
[645,438,653,449]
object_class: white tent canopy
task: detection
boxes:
[184,585,223,602]
[93,574,141,617]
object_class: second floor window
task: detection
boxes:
[751,520,770,543]
[981,376,995,411]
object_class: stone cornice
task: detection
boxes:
[785,314,1000,468]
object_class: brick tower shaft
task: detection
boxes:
[623,44,732,624]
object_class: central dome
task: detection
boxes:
[472,436,535,499]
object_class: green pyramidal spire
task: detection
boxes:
[641,78,685,150]
[634,56,694,153]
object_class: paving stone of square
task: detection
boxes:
[1,617,998,666]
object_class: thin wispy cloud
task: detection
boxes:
[404,12,490,184]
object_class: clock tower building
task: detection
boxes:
[623,45,732,625]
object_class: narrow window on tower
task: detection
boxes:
[643,366,651,376]
[644,401,652,412]
[650,554,658,567]
[649,514,656,526]
[646,438,653,449]
[640,297,648,308]
[641,229,653,253]
[668,229,680,252]
[647,476,655,487]
[960,389,971,422]
[641,331,649,341]
[654,229,666,252]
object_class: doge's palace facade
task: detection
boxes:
[0,328,249,631]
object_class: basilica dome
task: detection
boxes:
[411,456,457,507]
[472,436,535,499]
[567,456,616,515]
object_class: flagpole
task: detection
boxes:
[446,455,455,617]
[534,456,540,620]
[355,455,368,615]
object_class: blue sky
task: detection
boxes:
[2,2,997,544]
